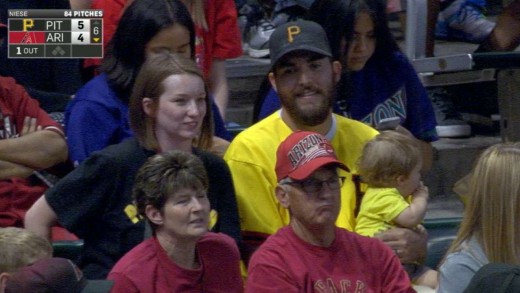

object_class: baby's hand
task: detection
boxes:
[413,181,429,199]
[413,224,427,234]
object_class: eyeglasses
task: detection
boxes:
[281,176,346,194]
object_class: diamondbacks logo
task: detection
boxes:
[287,133,334,170]
[359,87,407,126]
[287,25,301,43]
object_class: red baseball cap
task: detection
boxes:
[5,257,113,293]
[275,131,349,181]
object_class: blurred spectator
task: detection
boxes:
[475,0,520,52]
[80,0,130,78]
[435,0,495,43]
[426,0,520,55]
[0,75,68,229]
[180,0,243,120]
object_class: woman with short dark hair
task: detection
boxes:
[109,150,243,292]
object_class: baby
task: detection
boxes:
[356,131,437,289]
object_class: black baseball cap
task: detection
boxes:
[269,20,332,68]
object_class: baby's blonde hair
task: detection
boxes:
[0,227,52,273]
[357,131,421,187]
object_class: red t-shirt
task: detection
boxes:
[194,0,242,77]
[108,232,243,292]
[247,226,415,292]
[0,76,63,137]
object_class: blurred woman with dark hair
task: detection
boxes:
[66,0,230,166]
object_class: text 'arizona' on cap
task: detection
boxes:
[276,131,349,181]
[269,20,332,68]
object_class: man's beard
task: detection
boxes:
[280,87,334,127]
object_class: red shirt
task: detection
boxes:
[247,226,415,293]
[0,76,63,137]
[194,0,242,77]
[108,233,243,292]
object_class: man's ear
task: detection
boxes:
[145,205,164,226]
[268,72,278,92]
[142,97,156,118]
[0,272,11,292]
[275,185,290,209]
[332,60,342,83]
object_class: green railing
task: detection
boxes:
[424,217,463,269]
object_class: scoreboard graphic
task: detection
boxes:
[7,9,103,59]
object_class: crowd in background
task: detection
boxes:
[1,0,520,292]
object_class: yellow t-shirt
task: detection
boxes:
[355,187,411,236]
[224,111,378,237]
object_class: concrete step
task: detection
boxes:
[425,135,501,219]
[226,55,269,126]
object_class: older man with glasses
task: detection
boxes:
[245,131,414,292]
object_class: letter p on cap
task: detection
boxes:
[287,25,301,43]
